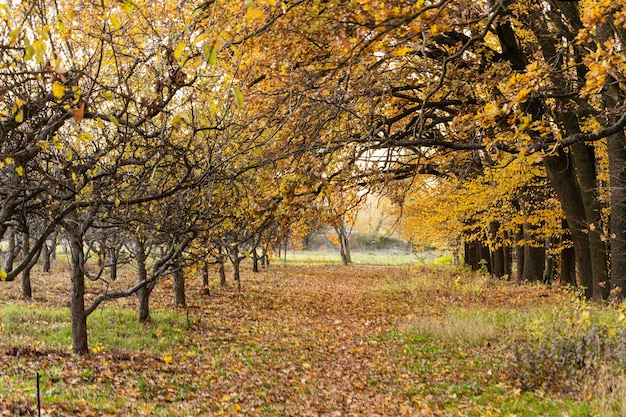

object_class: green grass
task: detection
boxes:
[282,249,433,265]
[0,304,188,354]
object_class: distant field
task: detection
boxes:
[281,249,443,266]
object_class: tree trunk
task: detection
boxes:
[464,240,479,270]
[233,256,242,291]
[542,238,555,285]
[21,227,32,298]
[49,232,57,262]
[41,239,51,273]
[559,245,577,286]
[260,245,267,268]
[4,226,16,274]
[173,259,186,307]
[202,260,210,295]
[503,236,512,279]
[489,222,505,278]
[252,248,259,273]
[570,142,609,298]
[263,243,270,267]
[219,261,226,287]
[521,223,545,282]
[606,129,626,297]
[479,244,492,274]
[68,228,89,355]
[135,239,153,323]
[336,222,352,265]
[544,149,594,298]
[108,246,118,281]
[97,241,107,269]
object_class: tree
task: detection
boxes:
[239,0,626,299]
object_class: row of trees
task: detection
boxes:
[4,0,626,354]
[239,0,626,300]
[0,0,360,354]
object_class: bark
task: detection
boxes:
[490,222,506,278]
[260,245,268,268]
[544,149,594,298]
[219,261,226,287]
[335,222,352,265]
[479,244,492,274]
[607,129,626,296]
[4,226,16,274]
[570,142,609,299]
[20,228,32,298]
[521,223,545,282]
[41,239,51,273]
[464,240,480,271]
[202,261,210,295]
[559,245,577,287]
[49,232,57,261]
[543,238,555,285]
[252,248,259,273]
[503,240,512,279]
[108,246,118,281]
[68,228,88,355]
[233,255,242,292]
[135,240,153,323]
[218,248,227,286]
[173,259,186,307]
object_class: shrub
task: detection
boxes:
[508,303,626,395]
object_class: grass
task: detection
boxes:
[282,249,426,265]
[1,262,625,415]
[0,304,188,353]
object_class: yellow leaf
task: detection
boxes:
[393,46,413,57]
[162,355,173,363]
[192,33,208,47]
[52,81,65,99]
[245,6,264,21]
[14,108,23,123]
[172,113,182,127]
[15,166,23,176]
[122,1,133,14]
[109,14,121,30]
[114,199,121,207]
[173,42,187,61]
[0,270,6,281]
[233,86,244,109]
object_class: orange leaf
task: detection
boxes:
[73,102,85,123]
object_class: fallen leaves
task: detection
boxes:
[0,264,577,415]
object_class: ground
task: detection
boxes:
[0,261,614,416]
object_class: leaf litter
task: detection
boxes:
[1,264,571,416]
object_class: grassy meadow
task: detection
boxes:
[1,253,626,416]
